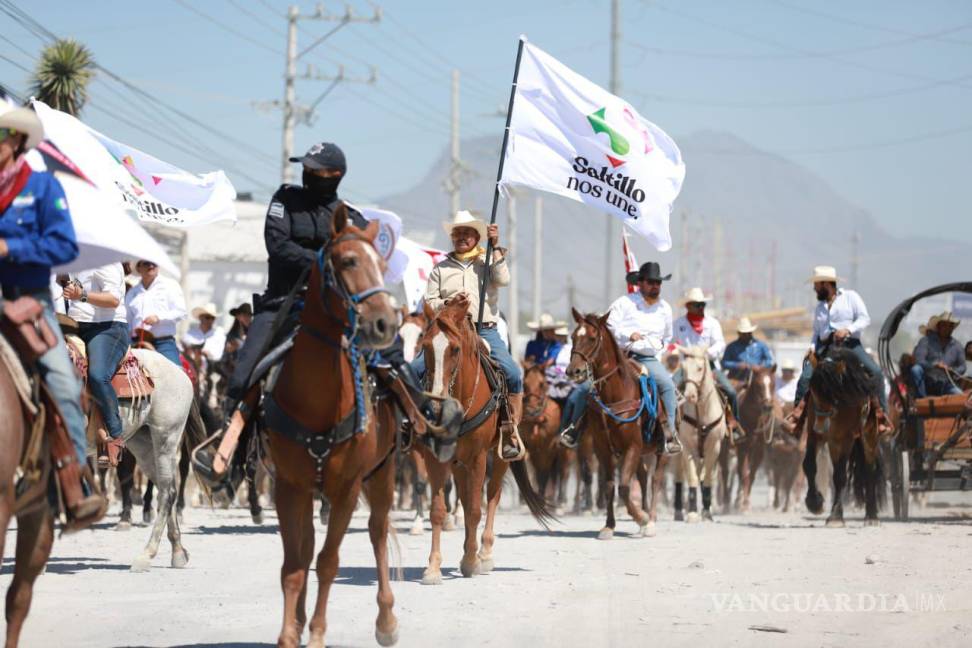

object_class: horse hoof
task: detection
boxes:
[409,517,424,536]
[641,523,656,538]
[673,510,684,522]
[142,509,154,525]
[421,570,442,586]
[251,511,264,525]
[376,623,400,647]
[597,527,614,541]
[686,512,700,524]
[460,559,480,578]
[454,514,464,529]
[701,510,713,522]
[805,493,824,515]
[865,519,881,527]
[306,631,325,648]
[171,549,189,569]
[478,557,495,573]
[825,518,845,528]
[114,520,131,532]
[131,557,151,573]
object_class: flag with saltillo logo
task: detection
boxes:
[499,40,685,251]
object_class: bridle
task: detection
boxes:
[425,318,482,418]
[523,368,549,420]
[570,321,621,387]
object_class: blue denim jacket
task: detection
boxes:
[0,170,78,291]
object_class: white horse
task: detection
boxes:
[675,345,728,522]
[116,349,200,571]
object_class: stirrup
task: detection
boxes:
[499,427,526,462]
[559,423,579,449]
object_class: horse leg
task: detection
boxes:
[422,461,449,585]
[307,485,358,648]
[478,455,508,573]
[717,441,731,513]
[803,433,824,514]
[735,442,750,512]
[617,447,647,535]
[647,454,667,529]
[579,451,593,513]
[456,454,486,578]
[827,442,849,528]
[597,443,616,540]
[142,479,155,524]
[167,485,189,568]
[5,506,54,648]
[637,460,649,513]
[700,428,724,521]
[274,477,314,648]
[117,449,135,530]
[363,462,399,647]
[177,444,189,518]
[410,452,428,536]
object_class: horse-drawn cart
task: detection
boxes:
[878,282,972,520]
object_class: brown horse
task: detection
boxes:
[801,348,886,526]
[566,309,669,539]
[0,343,55,648]
[521,363,571,509]
[718,365,776,512]
[264,206,403,648]
[417,295,554,584]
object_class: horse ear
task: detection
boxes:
[331,202,348,235]
[422,300,436,322]
[363,218,380,240]
[597,311,611,327]
[571,307,583,323]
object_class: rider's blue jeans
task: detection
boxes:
[560,379,591,431]
[35,294,88,465]
[152,337,182,366]
[564,354,677,436]
[78,320,129,439]
[910,364,961,398]
[410,324,523,394]
[794,339,888,411]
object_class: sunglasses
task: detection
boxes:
[688,302,706,308]
[0,127,20,142]
[136,261,158,270]
[639,279,662,285]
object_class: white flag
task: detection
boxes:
[499,41,685,251]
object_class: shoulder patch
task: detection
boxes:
[267,201,285,219]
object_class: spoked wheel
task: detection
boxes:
[891,448,910,521]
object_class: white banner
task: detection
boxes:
[499,41,685,251]
[397,237,447,313]
[31,100,237,228]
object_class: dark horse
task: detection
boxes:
[802,348,886,527]
[264,205,404,647]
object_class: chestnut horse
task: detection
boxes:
[264,206,402,648]
[521,363,571,509]
[566,310,669,539]
[801,348,886,527]
[417,295,554,584]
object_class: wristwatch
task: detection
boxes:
[80,290,88,303]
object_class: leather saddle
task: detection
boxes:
[64,336,155,400]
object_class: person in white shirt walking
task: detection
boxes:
[62,262,130,465]
[784,266,889,431]
[182,302,227,363]
[561,262,680,454]
[775,359,798,405]
[125,259,187,366]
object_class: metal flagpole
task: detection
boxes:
[476,36,527,330]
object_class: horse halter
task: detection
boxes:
[317,231,391,340]
[570,321,606,383]
[681,355,709,396]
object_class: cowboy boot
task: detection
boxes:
[726,408,745,443]
[48,416,105,529]
[783,397,807,433]
[701,485,713,521]
[500,393,526,462]
[659,417,682,455]
[673,482,684,521]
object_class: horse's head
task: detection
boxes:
[750,365,776,412]
[676,344,708,404]
[399,307,429,363]
[522,363,548,420]
[318,203,397,349]
[420,294,473,397]
[808,349,872,436]
[567,308,610,383]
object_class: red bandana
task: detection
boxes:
[0,158,31,214]
[686,312,705,334]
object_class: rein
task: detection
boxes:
[681,358,725,454]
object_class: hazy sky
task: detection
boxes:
[4,0,971,242]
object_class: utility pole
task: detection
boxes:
[604,0,621,308]
[567,273,576,321]
[850,229,860,287]
[533,195,543,321]
[713,218,723,310]
[507,193,519,355]
[444,69,463,216]
[278,3,380,184]
[677,210,688,299]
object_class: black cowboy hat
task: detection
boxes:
[625,262,671,285]
[229,302,253,317]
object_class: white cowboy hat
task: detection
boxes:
[736,316,758,333]
[0,103,43,151]
[191,302,219,319]
[442,210,487,243]
[919,314,939,336]
[681,286,713,305]
[780,358,797,372]
[808,265,843,283]
[554,325,569,336]
[527,313,567,331]
[937,311,961,327]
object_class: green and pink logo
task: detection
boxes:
[587,105,654,168]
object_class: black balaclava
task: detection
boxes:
[302,169,341,203]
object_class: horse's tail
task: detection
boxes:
[848,437,886,511]
[185,396,212,501]
[510,459,558,531]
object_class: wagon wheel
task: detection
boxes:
[890,441,910,521]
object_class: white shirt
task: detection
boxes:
[554,342,572,372]
[812,288,870,349]
[124,276,187,338]
[182,325,227,362]
[775,376,797,404]
[672,314,726,362]
[607,293,673,357]
[69,263,127,324]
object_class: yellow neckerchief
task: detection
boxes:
[451,245,485,262]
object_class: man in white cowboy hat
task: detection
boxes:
[911,311,965,397]
[560,261,681,454]
[414,209,525,461]
[524,312,567,367]
[671,286,742,435]
[0,101,105,525]
[182,302,227,363]
[775,359,799,404]
[784,265,889,431]
[125,258,187,366]
[722,316,774,381]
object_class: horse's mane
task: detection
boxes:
[809,348,873,406]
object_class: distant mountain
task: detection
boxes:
[380,130,966,331]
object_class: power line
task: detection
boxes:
[0,52,30,73]
[170,0,282,55]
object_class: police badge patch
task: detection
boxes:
[268,201,285,219]
[374,223,396,260]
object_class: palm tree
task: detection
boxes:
[29,39,95,116]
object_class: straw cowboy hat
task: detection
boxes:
[780,358,797,372]
[527,313,567,331]
[681,286,713,305]
[808,265,843,284]
[937,311,961,328]
[736,316,758,333]
[191,302,219,319]
[0,102,43,150]
[625,261,671,285]
[554,325,569,336]
[919,314,939,336]
[442,210,487,242]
